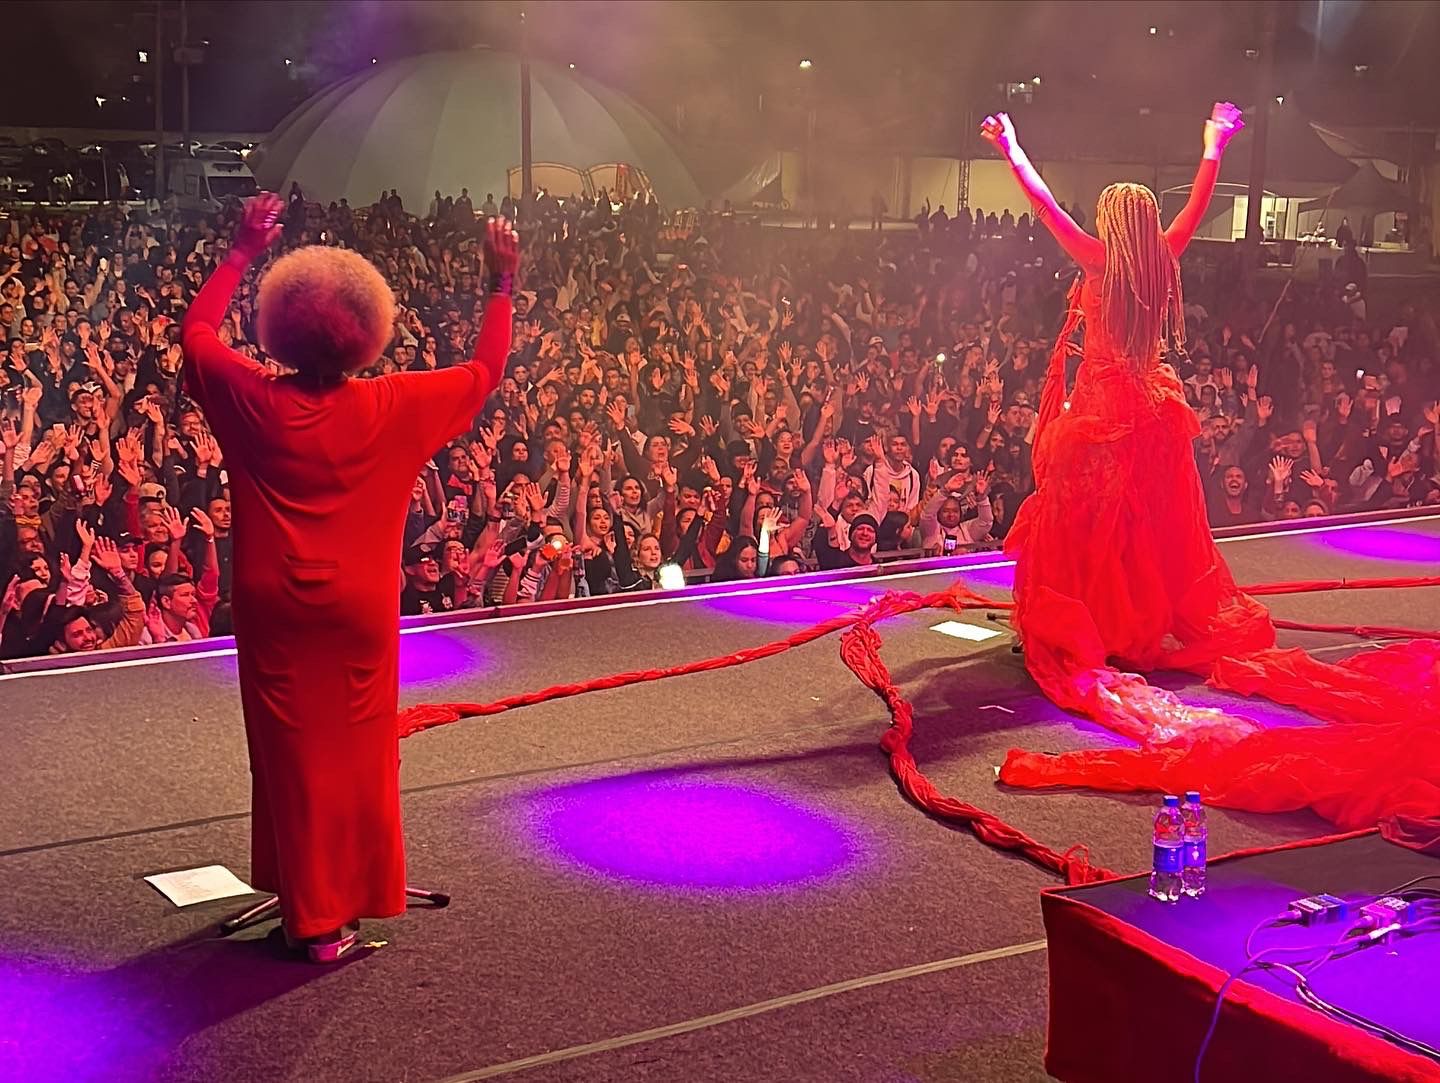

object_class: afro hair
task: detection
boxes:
[257,246,394,381]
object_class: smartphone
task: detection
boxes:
[942,536,959,555]
[98,257,109,273]
[548,536,564,552]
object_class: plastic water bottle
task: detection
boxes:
[1181,790,1207,898]
[1149,795,1184,902]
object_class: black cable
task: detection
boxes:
[1196,887,1440,1081]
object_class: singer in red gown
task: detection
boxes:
[980,107,1440,835]
[981,104,1274,723]
[181,196,517,951]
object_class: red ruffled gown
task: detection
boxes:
[182,253,512,937]
[995,165,1440,833]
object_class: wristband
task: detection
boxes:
[486,270,515,297]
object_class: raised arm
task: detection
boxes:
[180,193,281,412]
[1166,102,1244,255]
[981,112,1103,270]
[386,218,518,453]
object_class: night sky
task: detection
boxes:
[2,0,1434,139]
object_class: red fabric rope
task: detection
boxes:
[1240,575,1440,596]
[839,609,1117,884]
[397,583,1003,738]
[396,572,1437,882]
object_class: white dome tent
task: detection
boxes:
[250,48,701,211]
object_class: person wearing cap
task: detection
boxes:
[834,512,879,567]
[180,195,517,962]
[399,544,453,616]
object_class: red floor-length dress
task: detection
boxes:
[182,252,511,937]
[992,161,1440,832]
[1003,158,1275,717]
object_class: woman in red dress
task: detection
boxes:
[182,196,517,960]
[980,109,1440,835]
[981,104,1274,729]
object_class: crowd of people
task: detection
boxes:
[0,180,1436,658]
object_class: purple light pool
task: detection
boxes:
[516,772,864,893]
[1306,524,1440,565]
[201,627,487,687]
[0,957,161,1082]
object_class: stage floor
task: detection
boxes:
[2,514,1437,1083]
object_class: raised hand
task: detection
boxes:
[190,508,215,538]
[606,400,627,431]
[1204,102,1244,157]
[1,574,20,614]
[979,112,1018,157]
[1299,469,1326,489]
[1268,455,1293,488]
[740,460,759,495]
[791,468,811,493]
[1335,391,1353,420]
[483,216,520,280]
[234,192,285,260]
[480,538,507,571]
[92,536,123,576]
[162,505,187,541]
[1256,395,1274,423]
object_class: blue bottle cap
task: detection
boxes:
[1185,790,1201,802]
[1162,794,1181,807]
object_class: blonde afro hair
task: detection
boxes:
[257,246,394,381]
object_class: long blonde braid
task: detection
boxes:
[1094,183,1187,366]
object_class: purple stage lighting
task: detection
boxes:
[397,628,488,685]
[517,772,864,892]
[0,958,158,1080]
[1306,524,1440,565]
[203,626,485,686]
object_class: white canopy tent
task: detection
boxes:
[250,48,702,211]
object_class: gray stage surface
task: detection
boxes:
[1,514,1437,1083]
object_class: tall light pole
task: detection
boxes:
[799,59,815,227]
[1245,0,1279,242]
[519,9,533,219]
[178,0,189,155]
[153,0,165,199]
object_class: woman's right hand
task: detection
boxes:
[980,113,1018,157]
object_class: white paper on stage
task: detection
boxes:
[144,865,255,907]
[930,620,1004,642]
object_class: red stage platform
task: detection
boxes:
[1043,831,1440,1082]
